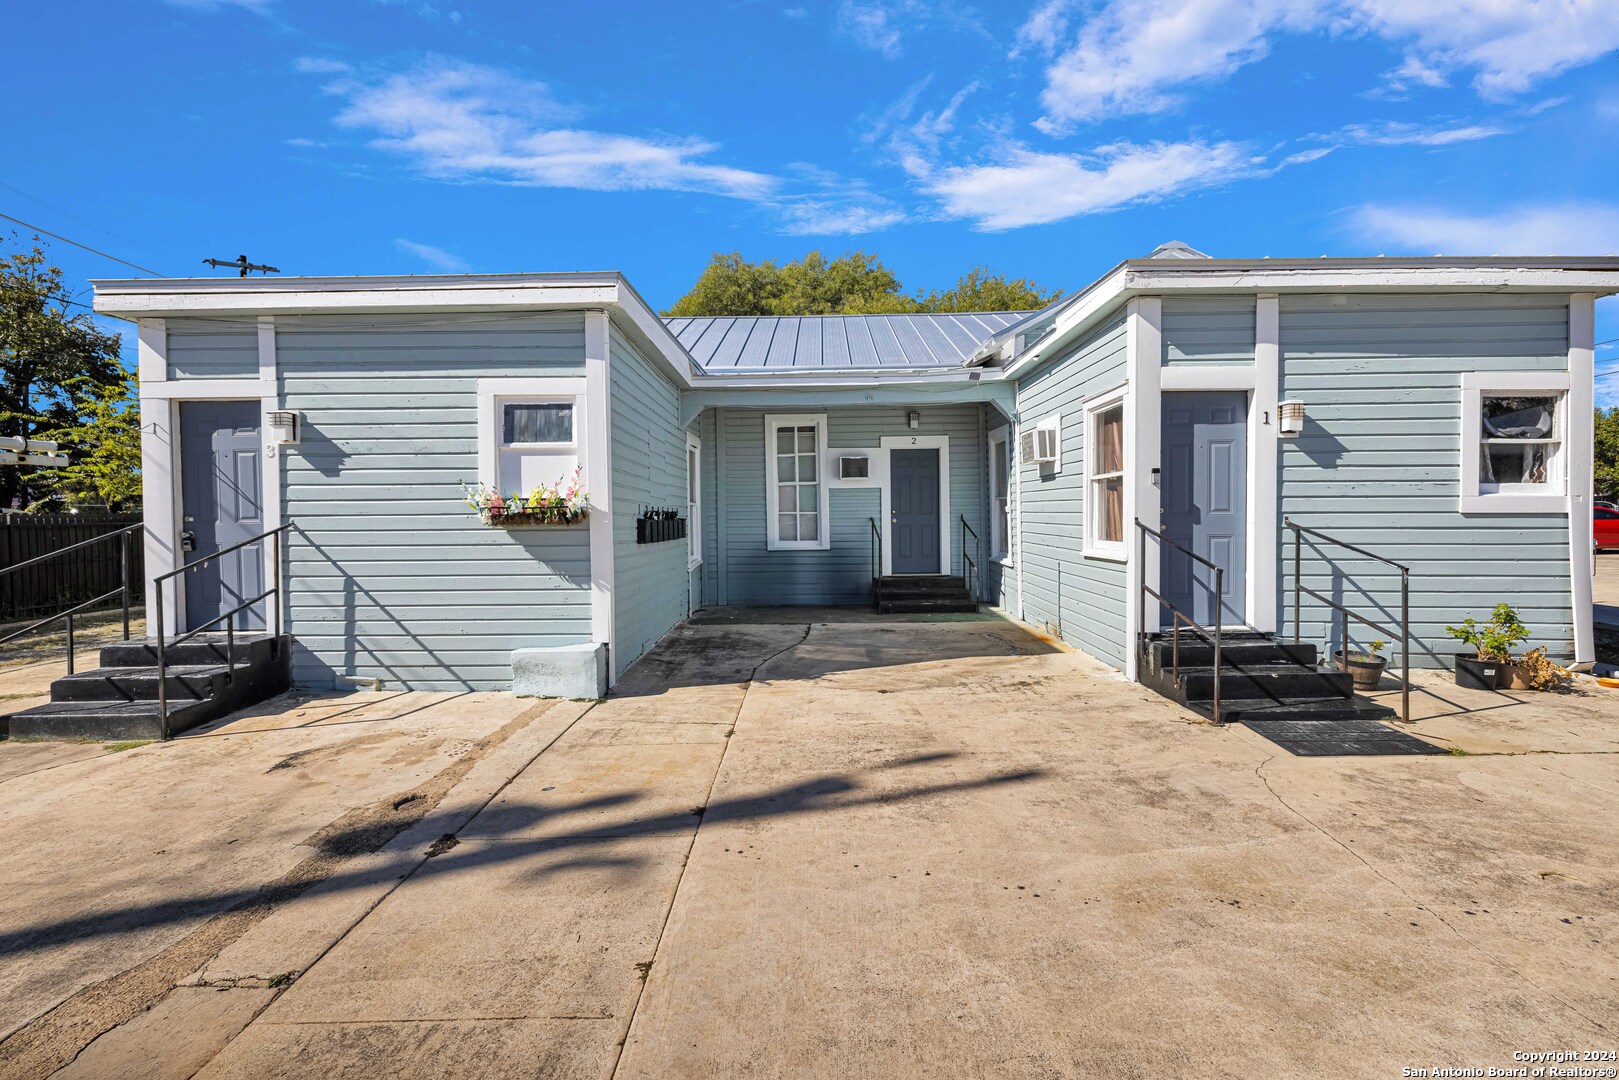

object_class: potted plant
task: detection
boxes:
[1334,639,1387,690]
[463,467,589,527]
[1445,604,1529,690]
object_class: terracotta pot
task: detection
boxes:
[1496,662,1534,690]
[1334,650,1387,690]
[1454,654,1500,691]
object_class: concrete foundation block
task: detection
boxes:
[511,643,607,700]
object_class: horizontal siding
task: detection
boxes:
[610,327,689,676]
[278,313,590,691]
[1161,297,1255,364]
[1014,311,1129,667]
[167,319,258,379]
[1276,294,1574,665]
[707,405,986,606]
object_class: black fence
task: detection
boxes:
[0,515,145,622]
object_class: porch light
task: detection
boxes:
[1278,400,1306,437]
[269,410,301,446]
[907,411,921,430]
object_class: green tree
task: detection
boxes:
[0,239,128,510]
[663,251,1060,317]
[29,372,142,511]
[1595,405,1619,498]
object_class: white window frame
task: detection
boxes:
[988,424,1011,562]
[476,377,587,492]
[686,432,703,570]
[765,413,830,551]
[1083,386,1128,561]
[1459,372,1570,514]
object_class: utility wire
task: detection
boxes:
[0,210,163,276]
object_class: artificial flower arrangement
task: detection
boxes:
[463,466,589,526]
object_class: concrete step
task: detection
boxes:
[1145,639,1318,669]
[1177,663,1354,702]
[1203,695,1398,725]
[100,636,275,668]
[52,665,230,703]
[877,598,980,614]
[2,699,213,742]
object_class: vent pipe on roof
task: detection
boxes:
[1144,240,1213,260]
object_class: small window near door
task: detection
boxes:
[686,433,702,570]
[765,414,828,550]
[1459,375,1569,513]
[988,427,1010,560]
[1084,392,1126,558]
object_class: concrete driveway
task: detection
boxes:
[1,614,1616,1079]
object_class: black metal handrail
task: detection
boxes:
[0,521,143,674]
[1285,517,1409,723]
[152,523,290,739]
[869,517,882,609]
[1136,519,1225,723]
[960,515,981,603]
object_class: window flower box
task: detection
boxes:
[464,470,588,528]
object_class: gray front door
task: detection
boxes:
[179,401,264,631]
[1160,392,1247,627]
[891,448,941,574]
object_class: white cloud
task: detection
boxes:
[1025,0,1619,131]
[294,56,353,75]
[284,136,327,148]
[1328,119,1510,146]
[836,0,989,58]
[1351,202,1619,255]
[776,199,908,235]
[314,57,776,199]
[838,1,903,57]
[924,140,1260,230]
[395,238,471,272]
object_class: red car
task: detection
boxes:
[1596,506,1619,552]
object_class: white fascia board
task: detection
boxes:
[94,283,622,318]
[690,369,1001,388]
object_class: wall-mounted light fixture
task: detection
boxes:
[269,410,301,446]
[907,411,921,430]
[1278,400,1305,437]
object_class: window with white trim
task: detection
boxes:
[1084,392,1127,558]
[477,378,586,497]
[686,433,702,570]
[1460,374,1570,513]
[988,426,1010,559]
[765,414,829,550]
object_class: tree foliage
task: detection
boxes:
[30,372,142,511]
[0,238,134,510]
[1596,405,1619,498]
[663,250,1061,317]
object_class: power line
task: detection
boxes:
[0,210,164,276]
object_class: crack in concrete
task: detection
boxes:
[1252,755,1609,1035]
[607,624,814,1078]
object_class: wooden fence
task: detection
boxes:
[0,515,145,623]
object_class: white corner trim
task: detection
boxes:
[1160,365,1256,390]
[1457,370,1572,514]
[474,376,588,489]
[765,413,831,551]
[1124,297,1162,678]
[137,319,166,383]
[139,395,178,638]
[583,313,615,679]
[1250,296,1280,633]
[1569,293,1596,665]
[1014,415,1025,618]
[879,433,951,576]
[257,317,283,620]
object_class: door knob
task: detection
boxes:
[181,530,197,553]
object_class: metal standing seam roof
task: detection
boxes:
[662,312,1026,372]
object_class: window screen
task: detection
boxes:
[503,402,573,445]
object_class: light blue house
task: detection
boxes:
[94,246,1619,700]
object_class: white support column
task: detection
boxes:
[1125,297,1163,680]
[257,317,283,629]
[584,311,616,684]
[1250,295,1280,633]
[136,319,180,638]
[1569,293,1596,667]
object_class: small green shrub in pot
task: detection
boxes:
[1334,638,1387,690]
[1446,604,1530,690]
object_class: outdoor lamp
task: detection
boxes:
[1278,400,1305,437]
[907,411,921,429]
[269,410,301,446]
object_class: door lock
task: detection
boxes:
[181,530,197,553]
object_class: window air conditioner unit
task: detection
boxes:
[1020,426,1058,465]
[839,455,870,480]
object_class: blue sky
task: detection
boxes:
[6,0,1619,393]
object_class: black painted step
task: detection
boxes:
[1206,695,1398,726]
[1178,662,1353,702]
[3,699,212,742]
[1145,639,1318,669]
[99,636,273,668]
[877,597,979,614]
[52,665,231,703]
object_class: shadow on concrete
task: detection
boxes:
[0,754,1043,960]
